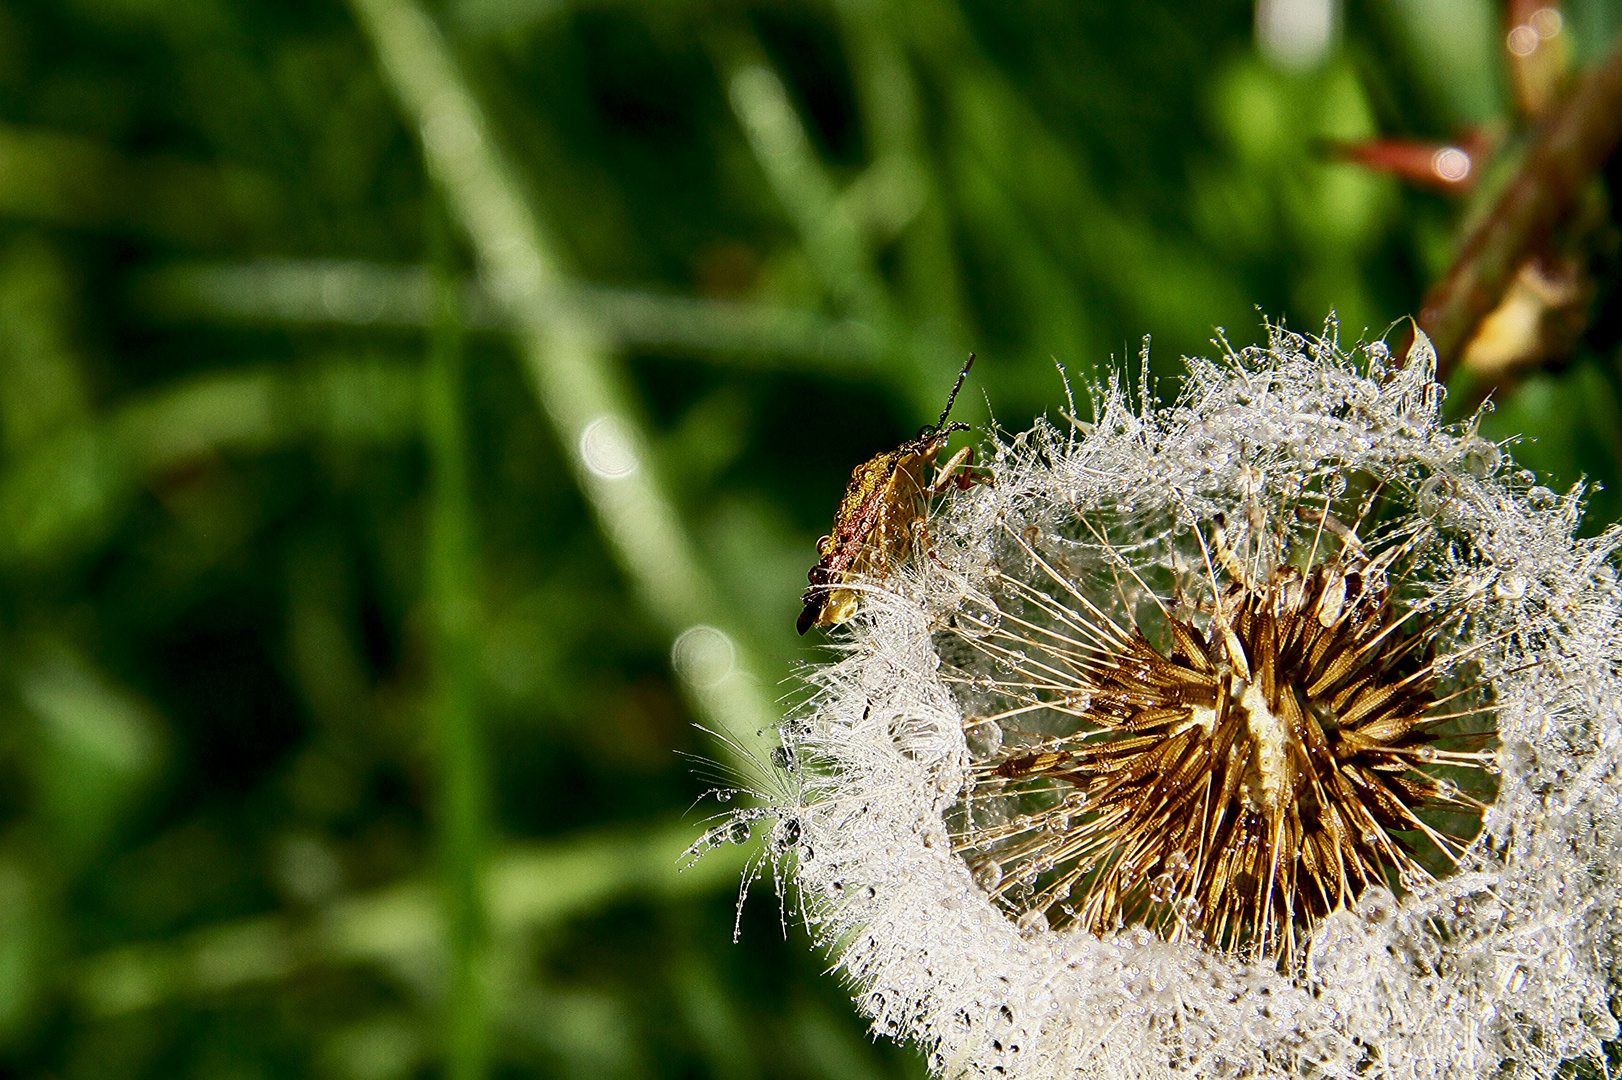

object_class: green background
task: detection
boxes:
[0,0,1615,1077]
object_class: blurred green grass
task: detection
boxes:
[0,0,1613,1077]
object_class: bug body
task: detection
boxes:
[797,356,987,635]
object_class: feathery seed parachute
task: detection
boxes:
[711,327,1622,1080]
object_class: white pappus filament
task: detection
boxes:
[734,327,1622,1080]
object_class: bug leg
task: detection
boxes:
[928,445,973,494]
[928,445,993,495]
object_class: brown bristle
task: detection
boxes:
[945,516,1496,963]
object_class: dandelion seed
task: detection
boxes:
[752,326,1622,1079]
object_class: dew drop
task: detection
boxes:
[727,819,751,844]
[776,819,801,847]
[1016,908,1049,934]
[1460,438,1501,478]
[1527,485,1557,510]
[965,720,1003,758]
[974,801,1011,829]
[1417,475,1453,516]
[1174,896,1203,923]
[1360,886,1398,924]
[1148,872,1177,904]
[1495,573,1528,601]
[971,858,1004,891]
[1165,850,1192,877]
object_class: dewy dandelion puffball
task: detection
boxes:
[737,327,1622,1080]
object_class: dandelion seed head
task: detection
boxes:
[762,326,1622,1079]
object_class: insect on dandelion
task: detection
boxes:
[798,354,990,635]
[735,326,1622,1080]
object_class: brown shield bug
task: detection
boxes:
[797,354,989,634]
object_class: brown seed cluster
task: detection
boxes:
[946,516,1495,961]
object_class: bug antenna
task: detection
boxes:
[935,354,975,431]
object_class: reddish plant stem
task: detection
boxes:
[1419,35,1622,380]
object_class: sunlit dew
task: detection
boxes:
[1431,146,1472,184]
[579,414,640,479]
[760,327,1622,1080]
[672,624,737,688]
